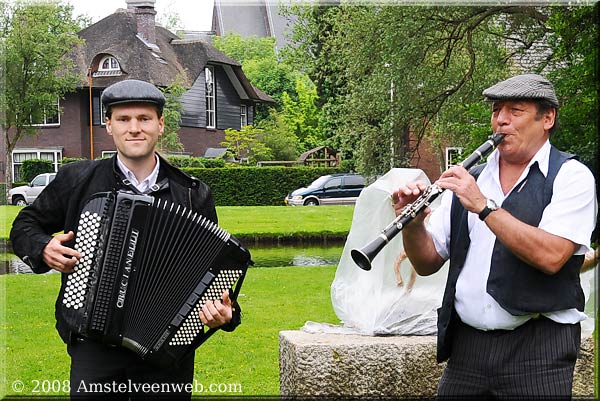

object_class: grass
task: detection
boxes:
[0,205,355,240]
[1,265,340,397]
[0,204,351,396]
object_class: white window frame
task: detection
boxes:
[99,56,121,72]
[445,147,464,170]
[240,105,248,128]
[12,148,62,182]
[99,89,106,126]
[205,65,216,129]
[30,98,60,127]
[101,151,117,158]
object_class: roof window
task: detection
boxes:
[93,55,123,77]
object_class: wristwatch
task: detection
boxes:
[478,198,499,221]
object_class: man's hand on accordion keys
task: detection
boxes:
[200,290,234,329]
[42,231,82,273]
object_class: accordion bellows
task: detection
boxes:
[60,191,251,368]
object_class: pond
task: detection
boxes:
[1,243,345,274]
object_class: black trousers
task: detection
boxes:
[437,316,580,401]
[68,339,195,400]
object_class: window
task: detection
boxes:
[99,90,106,126]
[344,175,365,189]
[240,105,248,128]
[445,147,464,170]
[101,151,117,158]
[324,178,342,190]
[12,149,62,182]
[31,175,47,187]
[31,99,60,126]
[205,66,216,129]
[99,56,120,71]
[93,55,122,77]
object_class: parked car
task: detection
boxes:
[8,173,56,206]
[285,173,365,206]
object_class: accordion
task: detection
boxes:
[59,191,251,368]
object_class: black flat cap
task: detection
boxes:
[483,73,559,108]
[101,79,166,110]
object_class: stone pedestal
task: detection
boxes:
[279,330,595,398]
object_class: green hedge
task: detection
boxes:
[20,159,54,183]
[0,183,6,205]
[183,166,343,206]
[165,156,226,169]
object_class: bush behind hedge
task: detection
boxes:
[183,166,343,206]
[20,159,54,183]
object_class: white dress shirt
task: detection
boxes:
[427,140,597,330]
[116,154,161,194]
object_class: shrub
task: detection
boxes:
[61,157,86,165]
[20,159,54,183]
[202,158,226,168]
[0,183,6,205]
[183,166,341,206]
[166,156,206,169]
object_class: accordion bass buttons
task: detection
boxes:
[63,211,102,310]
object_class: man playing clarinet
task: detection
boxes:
[11,79,240,400]
[393,73,597,399]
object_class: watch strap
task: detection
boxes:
[479,206,493,221]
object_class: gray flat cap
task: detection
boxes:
[483,74,559,108]
[101,79,165,110]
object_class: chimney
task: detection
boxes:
[126,0,157,45]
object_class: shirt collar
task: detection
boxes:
[487,139,551,178]
[116,154,161,192]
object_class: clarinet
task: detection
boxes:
[351,133,505,271]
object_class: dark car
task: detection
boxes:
[285,173,365,206]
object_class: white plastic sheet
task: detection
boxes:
[329,168,448,336]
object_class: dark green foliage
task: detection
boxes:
[165,156,227,169]
[202,159,226,168]
[61,157,86,164]
[0,183,6,204]
[166,156,206,168]
[20,159,53,183]
[182,166,343,206]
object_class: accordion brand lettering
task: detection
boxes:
[117,229,139,309]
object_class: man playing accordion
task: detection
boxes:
[11,79,241,400]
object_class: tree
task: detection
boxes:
[545,5,597,171]
[0,1,83,186]
[278,76,324,150]
[212,32,296,122]
[286,5,559,176]
[214,32,328,157]
[159,74,186,153]
[221,125,272,164]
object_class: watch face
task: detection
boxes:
[487,199,499,210]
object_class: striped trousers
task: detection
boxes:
[437,316,581,400]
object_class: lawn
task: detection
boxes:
[1,204,352,397]
[1,265,340,397]
[0,205,355,240]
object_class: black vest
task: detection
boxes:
[436,146,584,362]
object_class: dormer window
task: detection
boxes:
[93,55,123,77]
[99,56,120,71]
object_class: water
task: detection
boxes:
[1,244,344,274]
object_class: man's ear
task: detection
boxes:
[105,118,112,135]
[158,116,164,136]
[543,108,556,131]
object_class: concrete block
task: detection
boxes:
[279,330,595,398]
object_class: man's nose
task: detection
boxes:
[128,119,141,133]
[495,107,510,125]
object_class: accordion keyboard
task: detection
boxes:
[169,269,245,346]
